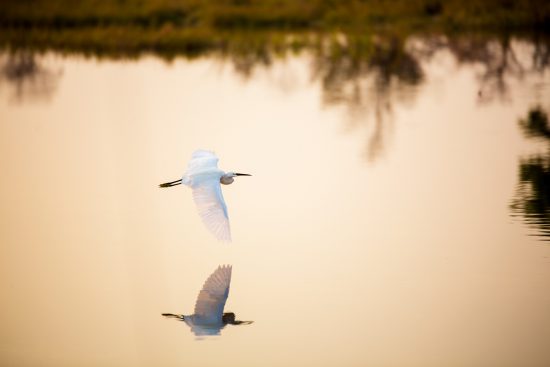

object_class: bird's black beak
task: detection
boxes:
[231,320,254,325]
[235,173,252,176]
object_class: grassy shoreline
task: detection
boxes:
[2,0,549,31]
[1,0,549,59]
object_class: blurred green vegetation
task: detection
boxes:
[0,0,549,58]
[1,0,549,31]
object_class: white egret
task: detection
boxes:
[162,265,253,336]
[159,150,251,242]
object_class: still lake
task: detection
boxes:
[1,34,550,367]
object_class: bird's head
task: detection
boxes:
[222,312,254,325]
[221,172,251,185]
[222,312,236,324]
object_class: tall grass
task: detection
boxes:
[1,0,549,59]
[2,0,549,31]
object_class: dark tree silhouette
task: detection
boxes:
[511,106,550,240]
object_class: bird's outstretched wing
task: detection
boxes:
[193,265,232,324]
[192,178,231,242]
[183,150,220,185]
[182,150,231,242]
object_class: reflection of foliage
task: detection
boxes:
[219,32,279,77]
[1,31,549,161]
[519,107,550,139]
[453,36,524,103]
[310,34,423,161]
[410,34,550,103]
[0,51,62,102]
[208,32,425,161]
[511,107,550,241]
[312,35,423,105]
[532,35,550,73]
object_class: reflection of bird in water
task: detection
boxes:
[162,265,253,336]
[159,150,251,242]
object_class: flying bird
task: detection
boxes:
[159,150,251,242]
[162,265,253,337]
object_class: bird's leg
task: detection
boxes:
[162,313,185,320]
[159,179,182,188]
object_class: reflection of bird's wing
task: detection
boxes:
[193,265,232,324]
[192,178,231,242]
[188,323,224,337]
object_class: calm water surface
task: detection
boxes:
[1,36,550,367]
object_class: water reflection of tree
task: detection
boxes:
[214,33,424,161]
[218,33,277,78]
[220,32,550,162]
[3,32,549,161]
[310,35,423,161]
[306,33,550,161]
[449,35,526,103]
[511,107,550,240]
[435,34,549,103]
[0,51,62,102]
[532,34,550,72]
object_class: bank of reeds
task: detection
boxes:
[1,0,549,58]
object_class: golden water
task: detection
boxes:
[1,39,550,366]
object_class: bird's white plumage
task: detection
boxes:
[191,181,231,242]
[162,265,250,337]
[183,322,225,337]
[182,150,220,186]
[182,150,231,242]
[192,265,232,324]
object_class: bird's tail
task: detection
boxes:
[159,179,182,188]
[162,313,185,320]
